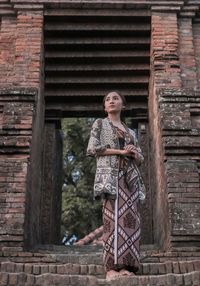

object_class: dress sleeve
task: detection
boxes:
[86,119,108,157]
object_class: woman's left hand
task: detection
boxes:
[124,145,138,158]
[124,144,137,152]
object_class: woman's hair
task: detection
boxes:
[102,91,127,109]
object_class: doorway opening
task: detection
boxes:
[40,5,151,247]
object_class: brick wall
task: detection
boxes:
[178,18,197,88]
[150,10,200,250]
[0,88,36,251]
[0,1,200,255]
[0,17,17,87]
[193,22,200,88]
[0,9,44,250]
[151,12,181,89]
[149,12,182,249]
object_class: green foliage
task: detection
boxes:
[61,118,102,244]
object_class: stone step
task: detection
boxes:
[1,259,200,276]
[1,271,200,286]
[35,244,102,254]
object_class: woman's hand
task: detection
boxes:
[120,149,133,156]
[124,144,141,166]
[124,145,138,158]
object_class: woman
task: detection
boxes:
[87,91,145,279]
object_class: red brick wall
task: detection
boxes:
[14,11,43,87]
[149,12,182,249]
[150,11,200,250]
[0,17,17,87]
[0,89,36,251]
[178,18,197,88]
[0,10,44,250]
[193,22,200,88]
[151,12,181,89]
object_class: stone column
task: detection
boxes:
[40,121,63,245]
[150,10,200,250]
[150,11,181,249]
[0,7,44,252]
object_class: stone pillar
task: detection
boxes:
[150,11,182,249]
[0,8,44,252]
[40,121,63,244]
[0,88,39,252]
[150,11,200,250]
[138,122,153,244]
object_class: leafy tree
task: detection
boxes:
[61,118,102,244]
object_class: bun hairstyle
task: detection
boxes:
[102,91,127,109]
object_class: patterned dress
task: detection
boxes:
[102,127,141,273]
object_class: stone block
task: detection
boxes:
[8,273,18,285]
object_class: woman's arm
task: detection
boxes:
[97,149,132,156]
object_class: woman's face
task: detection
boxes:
[104,92,124,114]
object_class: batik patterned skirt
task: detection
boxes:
[102,169,141,273]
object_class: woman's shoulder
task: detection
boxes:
[93,117,108,125]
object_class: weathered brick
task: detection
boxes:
[26,274,35,286]
[175,274,184,286]
[88,264,96,275]
[193,260,200,271]
[192,271,200,286]
[40,264,48,274]
[57,265,65,274]
[187,261,194,273]
[173,262,180,274]
[184,273,193,286]
[158,263,166,274]
[142,263,150,275]
[165,261,173,273]
[24,263,32,274]
[32,264,41,275]
[8,273,18,285]
[0,273,9,285]
[18,272,27,284]
[80,264,88,275]
[72,264,80,275]
[179,261,187,273]
[96,265,104,275]
[64,263,72,274]
[49,264,56,274]
[15,263,24,272]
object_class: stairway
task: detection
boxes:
[1,245,200,285]
[44,7,150,120]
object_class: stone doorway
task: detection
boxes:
[40,117,153,246]
[40,5,152,246]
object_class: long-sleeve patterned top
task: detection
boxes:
[86,117,145,202]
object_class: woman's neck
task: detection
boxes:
[108,113,121,124]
